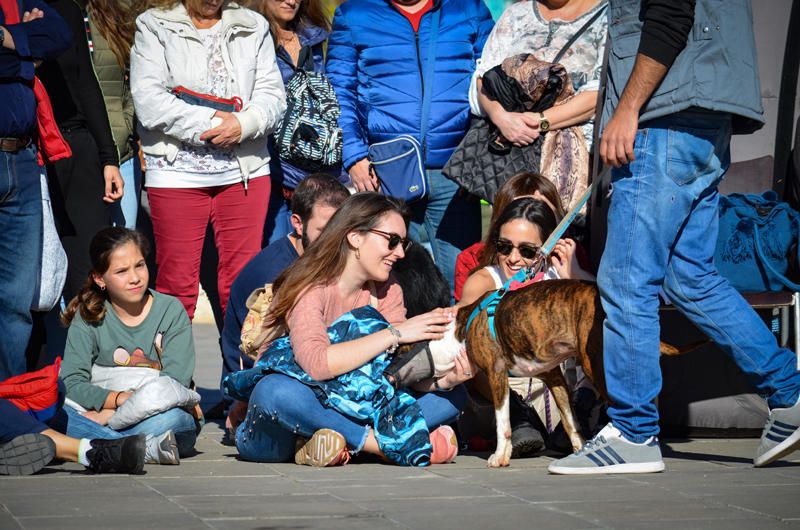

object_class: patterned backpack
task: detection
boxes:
[275,49,342,171]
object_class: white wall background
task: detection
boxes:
[731,0,799,163]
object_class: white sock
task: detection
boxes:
[78,439,92,466]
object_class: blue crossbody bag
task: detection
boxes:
[367,9,440,203]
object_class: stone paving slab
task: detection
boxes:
[3,324,800,529]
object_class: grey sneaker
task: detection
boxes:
[548,423,665,475]
[754,396,800,467]
[0,433,55,476]
[144,430,180,465]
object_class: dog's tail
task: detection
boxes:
[659,340,708,356]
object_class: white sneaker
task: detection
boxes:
[548,423,665,475]
[754,395,800,467]
[144,430,180,465]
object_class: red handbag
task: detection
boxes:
[0,0,72,165]
[171,86,243,112]
[0,358,61,422]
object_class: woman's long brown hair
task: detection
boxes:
[86,0,139,69]
[244,0,331,51]
[61,228,151,326]
[263,192,409,340]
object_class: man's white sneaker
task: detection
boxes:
[754,395,800,467]
[548,423,665,475]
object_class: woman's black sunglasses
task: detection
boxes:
[495,238,540,260]
[368,229,412,251]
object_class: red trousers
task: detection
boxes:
[147,177,270,319]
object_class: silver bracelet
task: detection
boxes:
[386,325,401,354]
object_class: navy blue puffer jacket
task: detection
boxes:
[326,0,494,171]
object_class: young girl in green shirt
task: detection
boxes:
[59,227,199,464]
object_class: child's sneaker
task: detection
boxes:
[429,425,458,464]
[294,429,350,467]
[86,434,146,474]
[0,433,55,476]
[144,430,180,465]
[548,423,665,475]
[754,395,800,467]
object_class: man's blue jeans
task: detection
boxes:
[408,169,481,295]
[56,405,199,457]
[598,110,800,443]
[236,373,467,463]
[0,145,42,381]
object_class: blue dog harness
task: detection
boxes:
[464,179,599,340]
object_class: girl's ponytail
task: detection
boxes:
[61,276,108,326]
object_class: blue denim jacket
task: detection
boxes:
[0,0,71,136]
[602,0,764,135]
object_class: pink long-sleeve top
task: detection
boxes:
[286,276,407,381]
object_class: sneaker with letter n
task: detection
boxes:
[548,423,665,475]
[754,395,800,467]
[295,429,350,467]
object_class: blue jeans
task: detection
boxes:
[263,174,293,246]
[0,145,42,381]
[110,156,142,229]
[57,405,199,457]
[408,169,481,295]
[598,110,800,443]
[236,373,467,463]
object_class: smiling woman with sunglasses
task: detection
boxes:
[459,197,594,308]
[232,192,471,467]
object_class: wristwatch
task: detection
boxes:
[538,112,550,133]
[0,26,5,46]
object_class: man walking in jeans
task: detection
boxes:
[550,0,800,474]
[0,0,70,380]
[326,0,493,293]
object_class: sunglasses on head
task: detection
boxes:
[495,238,541,260]
[367,229,412,251]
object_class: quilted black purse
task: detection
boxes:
[443,117,542,203]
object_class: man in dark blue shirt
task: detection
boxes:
[0,0,71,380]
[219,174,349,441]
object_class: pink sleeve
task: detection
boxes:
[377,277,407,325]
[287,287,333,381]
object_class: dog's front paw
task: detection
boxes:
[487,451,510,468]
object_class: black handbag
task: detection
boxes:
[443,117,542,203]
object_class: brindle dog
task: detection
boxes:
[455,279,686,468]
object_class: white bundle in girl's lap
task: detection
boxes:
[108,376,200,430]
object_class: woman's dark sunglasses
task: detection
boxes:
[495,238,540,260]
[368,229,412,251]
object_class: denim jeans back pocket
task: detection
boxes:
[666,127,723,186]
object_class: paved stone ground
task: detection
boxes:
[2,324,800,530]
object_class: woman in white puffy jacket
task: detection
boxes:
[131,0,286,320]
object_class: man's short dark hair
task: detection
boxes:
[291,173,350,222]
